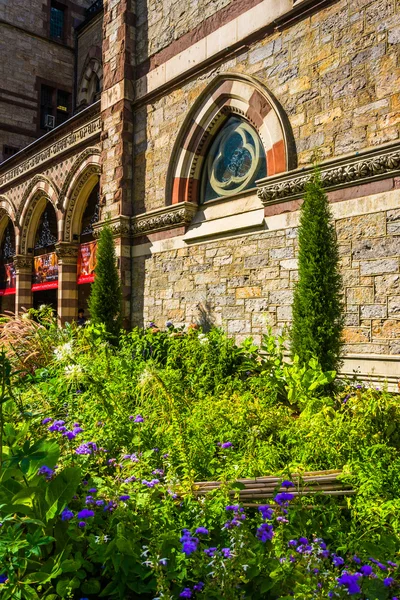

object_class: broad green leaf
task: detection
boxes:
[81,579,101,594]
[61,558,82,573]
[45,467,81,521]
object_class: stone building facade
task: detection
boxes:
[1,0,400,384]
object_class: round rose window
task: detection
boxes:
[202,116,267,202]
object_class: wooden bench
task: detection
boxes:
[192,470,355,505]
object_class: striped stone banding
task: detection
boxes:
[169,74,293,205]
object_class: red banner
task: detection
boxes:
[77,241,97,284]
[32,252,58,291]
[0,262,16,295]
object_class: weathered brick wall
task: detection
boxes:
[132,199,400,356]
[135,0,234,64]
[133,0,400,214]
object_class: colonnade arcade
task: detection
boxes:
[0,149,101,325]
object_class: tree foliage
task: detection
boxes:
[88,223,122,339]
[291,168,344,372]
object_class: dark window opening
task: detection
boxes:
[34,205,58,256]
[81,183,100,242]
[50,3,65,40]
[3,146,19,160]
[40,84,70,131]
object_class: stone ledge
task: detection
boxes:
[131,203,197,237]
[340,354,400,392]
[257,141,400,206]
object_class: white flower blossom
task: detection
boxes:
[54,341,74,361]
[64,364,83,378]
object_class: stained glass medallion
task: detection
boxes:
[202,116,267,203]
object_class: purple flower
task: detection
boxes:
[119,495,130,501]
[134,415,144,423]
[152,469,164,476]
[388,561,398,568]
[221,548,232,559]
[0,574,8,584]
[193,582,204,591]
[48,419,65,432]
[298,537,308,544]
[256,522,274,542]
[77,509,94,519]
[337,573,362,595]
[95,500,105,506]
[225,504,243,512]
[220,442,233,449]
[259,505,274,520]
[204,547,217,557]
[159,558,168,566]
[75,442,97,455]
[38,465,54,480]
[352,555,361,564]
[85,496,95,505]
[61,507,74,521]
[274,492,294,506]
[88,488,97,493]
[332,554,345,567]
[78,521,86,528]
[384,578,395,587]
[180,530,199,556]
[281,480,294,487]
[179,589,192,598]
[360,565,373,576]
[163,453,169,459]
[195,527,208,535]
[41,417,53,424]
[288,539,297,547]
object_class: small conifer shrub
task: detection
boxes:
[290,167,344,372]
[88,223,122,339]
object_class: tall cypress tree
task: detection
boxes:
[88,223,122,340]
[290,167,344,372]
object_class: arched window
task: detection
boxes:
[201,116,267,203]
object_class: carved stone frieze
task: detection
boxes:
[131,202,197,237]
[93,215,132,239]
[257,143,400,205]
[14,254,33,271]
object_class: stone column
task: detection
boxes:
[14,254,33,314]
[100,0,136,328]
[55,242,79,326]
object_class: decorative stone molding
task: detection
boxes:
[0,109,101,189]
[17,174,59,224]
[93,215,132,239]
[55,242,79,265]
[14,254,33,271]
[131,203,198,237]
[257,142,400,205]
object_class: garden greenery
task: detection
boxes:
[0,309,399,599]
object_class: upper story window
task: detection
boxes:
[201,116,267,203]
[40,84,71,131]
[50,2,66,41]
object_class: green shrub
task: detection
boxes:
[291,168,344,372]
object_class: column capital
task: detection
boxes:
[14,254,33,272]
[55,242,79,265]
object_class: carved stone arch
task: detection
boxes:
[61,148,101,242]
[18,175,60,255]
[77,49,103,109]
[0,195,17,248]
[166,73,297,206]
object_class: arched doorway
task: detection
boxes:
[0,218,16,313]
[77,181,99,317]
[31,202,59,312]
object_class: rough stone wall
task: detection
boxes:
[0,0,90,162]
[77,13,103,90]
[135,0,234,64]
[132,200,400,356]
[133,0,400,214]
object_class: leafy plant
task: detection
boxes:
[290,167,344,372]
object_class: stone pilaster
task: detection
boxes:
[14,255,33,314]
[55,243,79,326]
[100,0,136,328]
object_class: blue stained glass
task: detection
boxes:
[202,116,267,203]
